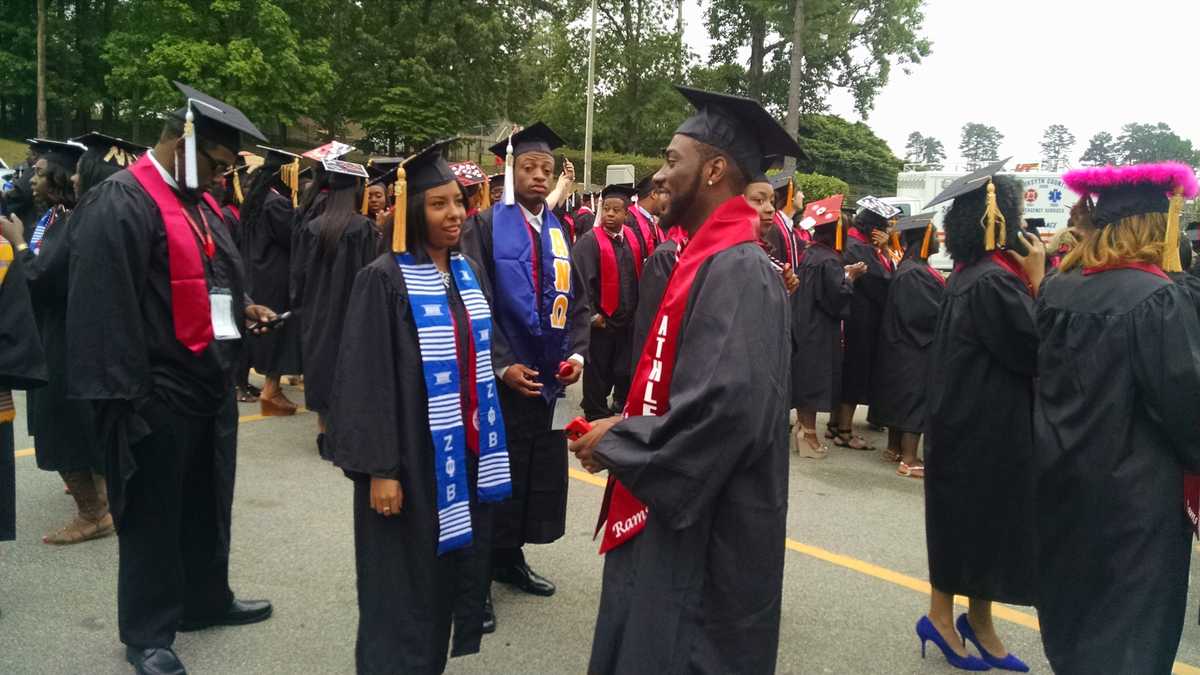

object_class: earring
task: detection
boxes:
[707,180,713,186]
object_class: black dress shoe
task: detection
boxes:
[482,591,496,634]
[493,562,556,597]
[178,598,273,632]
[125,647,187,675]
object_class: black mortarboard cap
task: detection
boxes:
[923,158,1012,209]
[402,141,457,195]
[71,132,146,168]
[635,174,658,198]
[367,157,404,183]
[487,172,504,185]
[673,86,804,176]
[601,184,637,201]
[488,122,565,160]
[769,172,792,192]
[26,138,86,169]
[896,212,937,232]
[172,81,267,149]
[255,145,302,166]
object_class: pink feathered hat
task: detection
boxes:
[1062,162,1198,226]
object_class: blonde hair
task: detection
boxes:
[1059,213,1166,272]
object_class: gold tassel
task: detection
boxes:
[835,215,844,252]
[890,230,901,254]
[920,224,932,259]
[233,169,244,205]
[360,159,373,215]
[392,166,408,253]
[784,177,795,218]
[278,158,300,208]
[1164,186,1184,273]
[480,177,491,209]
[981,180,1007,251]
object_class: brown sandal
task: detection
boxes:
[43,513,115,545]
[260,393,298,417]
[833,431,874,450]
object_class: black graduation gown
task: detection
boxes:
[327,254,495,675]
[572,228,639,419]
[460,206,589,548]
[867,254,945,433]
[0,254,49,541]
[244,190,302,375]
[19,208,102,473]
[291,214,379,413]
[629,240,678,370]
[8,170,40,241]
[1033,267,1200,675]
[924,256,1037,605]
[590,244,790,675]
[791,243,853,411]
[573,208,596,243]
[840,233,891,405]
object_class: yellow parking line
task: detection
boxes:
[15,420,1200,673]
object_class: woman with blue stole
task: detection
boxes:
[327,142,511,675]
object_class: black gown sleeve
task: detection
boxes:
[571,232,600,318]
[289,224,310,312]
[568,240,592,361]
[893,268,943,348]
[815,257,853,319]
[594,247,790,530]
[65,183,152,400]
[265,194,294,250]
[0,257,47,390]
[20,211,72,303]
[970,271,1038,378]
[1131,285,1200,472]
[328,263,409,479]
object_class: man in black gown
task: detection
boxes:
[66,83,275,675]
[460,123,590,626]
[570,86,797,675]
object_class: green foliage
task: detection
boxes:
[1039,124,1075,171]
[904,131,945,167]
[792,171,849,201]
[1079,131,1119,166]
[559,147,664,186]
[959,123,1004,170]
[1116,123,1199,165]
[796,114,902,196]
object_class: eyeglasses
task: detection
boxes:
[197,145,231,175]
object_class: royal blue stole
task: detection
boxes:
[396,252,511,555]
[29,207,58,254]
[490,203,574,403]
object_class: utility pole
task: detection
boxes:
[583,0,598,192]
[36,0,47,137]
[783,0,805,174]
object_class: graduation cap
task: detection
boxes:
[322,158,369,178]
[303,141,355,162]
[1063,162,1200,272]
[71,132,145,168]
[391,140,458,253]
[489,123,565,207]
[368,158,404,183]
[924,158,1012,252]
[171,82,266,191]
[769,172,799,218]
[672,86,804,177]
[897,211,938,258]
[450,161,487,187]
[601,184,638,202]
[255,145,303,207]
[857,196,901,220]
[26,138,86,169]
[799,194,847,250]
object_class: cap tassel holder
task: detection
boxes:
[502,130,516,207]
[183,105,199,190]
[360,159,373,215]
[1164,186,1185,273]
[920,224,933,260]
[233,169,244,205]
[981,180,1007,251]
[784,177,795,218]
[392,166,408,253]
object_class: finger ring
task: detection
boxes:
[383,508,391,513]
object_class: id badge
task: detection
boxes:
[209,288,240,341]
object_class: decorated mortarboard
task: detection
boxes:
[673,86,804,177]
[799,194,846,251]
[71,132,145,168]
[896,212,937,232]
[450,161,488,187]
[1063,162,1200,272]
[601,184,638,201]
[857,195,902,220]
[923,158,1012,209]
[321,158,369,178]
[171,82,266,192]
[25,138,87,168]
[389,140,459,253]
[303,141,356,162]
[487,122,564,160]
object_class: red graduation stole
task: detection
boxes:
[128,154,222,355]
[593,225,642,317]
[627,204,659,255]
[772,211,796,267]
[595,196,756,553]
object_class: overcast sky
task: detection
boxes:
[682,0,1200,169]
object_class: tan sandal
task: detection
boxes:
[795,426,829,460]
[897,462,925,479]
[43,513,114,545]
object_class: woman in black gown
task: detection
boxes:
[919,171,1044,672]
[291,162,379,441]
[1034,164,1200,675]
[327,143,510,674]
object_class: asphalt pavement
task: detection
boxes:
[2,379,1199,674]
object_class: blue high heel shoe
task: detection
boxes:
[916,616,991,671]
[956,613,1030,672]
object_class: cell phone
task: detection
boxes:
[250,310,291,331]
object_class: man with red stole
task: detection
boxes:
[570,86,799,675]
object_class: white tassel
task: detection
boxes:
[503,130,516,206]
[184,105,199,190]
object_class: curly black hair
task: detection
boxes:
[854,209,889,233]
[943,174,1025,266]
[76,151,122,198]
[36,156,77,209]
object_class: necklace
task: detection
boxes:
[440,270,451,288]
